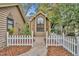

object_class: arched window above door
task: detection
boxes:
[37,17,44,24]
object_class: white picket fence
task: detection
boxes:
[46,32,79,56]
[46,32,62,47]
[63,36,77,55]
[7,31,33,47]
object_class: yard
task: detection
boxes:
[47,46,73,56]
[0,46,31,56]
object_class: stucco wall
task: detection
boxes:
[0,6,24,49]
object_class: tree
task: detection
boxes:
[57,4,79,36]
[22,4,33,15]
[38,3,79,35]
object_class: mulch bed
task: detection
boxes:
[47,46,73,56]
[0,46,31,56]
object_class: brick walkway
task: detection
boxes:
[47,46,73,56]
[0,46,31,56]
[19,37,47,56]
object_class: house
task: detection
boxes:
[0,4,26,49]
[29,11,51,36]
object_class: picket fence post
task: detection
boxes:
[46,31,48,48]
[62,32,65,47]
[7,32,9,46]
[32,31,33,47]
[77,36,79,56]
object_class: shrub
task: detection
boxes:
[66,32,75,36]
[20,23,31,35]
[8,28,14,34]
[51,28,61,34]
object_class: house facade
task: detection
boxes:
[0,4,26,49]
[29,11,51,36]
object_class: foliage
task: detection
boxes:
[38,3,79,35]
[22,4,33,15]
[23,4,39,16]
[8,28,14,34]
[20,23,31,35]
[66,32,75,36]
[59,4,79,35]
[23,3,79,35]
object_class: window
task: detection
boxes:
[37,17,44,24]
[7,17,14,31]
[36,17,44,32]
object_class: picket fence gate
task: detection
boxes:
[7,31,33,47]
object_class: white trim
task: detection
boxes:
[44,15,46,32]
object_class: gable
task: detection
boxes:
[0,3,26,23]
[35,14,46,22]
[30,11,49,22]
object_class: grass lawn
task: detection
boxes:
[0,46,31,56]
[47,46,73,56]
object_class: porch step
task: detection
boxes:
[34,32,46,37]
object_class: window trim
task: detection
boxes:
[7,17,14,31]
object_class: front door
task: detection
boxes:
[35,16,46,36]
[37,17,44,32]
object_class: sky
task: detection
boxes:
[26,4,38,16]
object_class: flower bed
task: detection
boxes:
[47,46,73,56]
[0,46,31,56]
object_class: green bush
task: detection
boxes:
[8,28,14,34]
[56,30,61,34]
[51,28,61,34]
[66,32,75,36]
[20,23,31,35]
[51,29,56,33]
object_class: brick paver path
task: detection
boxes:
[19,37,47,56]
